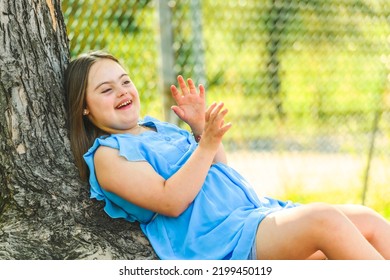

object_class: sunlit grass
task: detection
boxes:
[280,183,390,220]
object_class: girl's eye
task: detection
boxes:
[101,88,112,93]
[123,80,131,85]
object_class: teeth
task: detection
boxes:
[117,100,131,108]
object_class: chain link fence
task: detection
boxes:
[62,0,390,205]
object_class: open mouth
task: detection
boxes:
[116,100,132,109]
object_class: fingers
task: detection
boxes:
[174,75,203,96]
[170,84,179,97]
[177,75,189,96]
[205,102,232,133]
[198,84,205,99]
[187,77,196,94]
[171,105,185,119]
[206,102,225,121]
[205,102,216,122]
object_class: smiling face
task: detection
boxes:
[84,58,141,134]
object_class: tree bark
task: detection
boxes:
[0,0,155,259]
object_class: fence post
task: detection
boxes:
[190,0,206,87]
[361,109,381,205]
[157,0,178,124]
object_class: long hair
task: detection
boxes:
[64,50,120,181]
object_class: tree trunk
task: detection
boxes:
[0,0,155,259]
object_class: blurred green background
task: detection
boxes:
[62,0,390,217]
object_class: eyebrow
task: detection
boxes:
[94,73,129,91]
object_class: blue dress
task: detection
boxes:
[83,116,298,260]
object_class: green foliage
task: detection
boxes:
[62,0,390,153]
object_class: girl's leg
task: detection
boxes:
[336,204,390,259]
[255,202,384,260]
[306,250,326,260]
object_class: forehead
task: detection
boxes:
[88,58,127,86]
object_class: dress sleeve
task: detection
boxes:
[83,135,156,223]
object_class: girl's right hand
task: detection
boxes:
[200,102,232,151]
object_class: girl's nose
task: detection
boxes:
[118,87,128,97]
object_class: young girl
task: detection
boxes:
[64,50,390,260]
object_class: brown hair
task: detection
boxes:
[64,50,120,181]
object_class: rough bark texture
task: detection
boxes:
[0,0,156,259]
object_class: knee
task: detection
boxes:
[305,202,342,218]
[351,204,382,220]
[342,204,388,241]
[303,203,347,232]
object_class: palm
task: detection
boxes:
[170,76,206,129]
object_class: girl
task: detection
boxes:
[64,50,390,260]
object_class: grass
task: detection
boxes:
[280,183,390,220]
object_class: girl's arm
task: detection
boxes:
[94,102,231,217]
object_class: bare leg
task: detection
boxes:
[304,204,390,260]
[306,250,326,260]
[255,202,384,260]
[336,204,390,259]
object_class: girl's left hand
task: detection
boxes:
[170,75,206,134]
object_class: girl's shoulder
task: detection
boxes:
[84,116,191,157]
